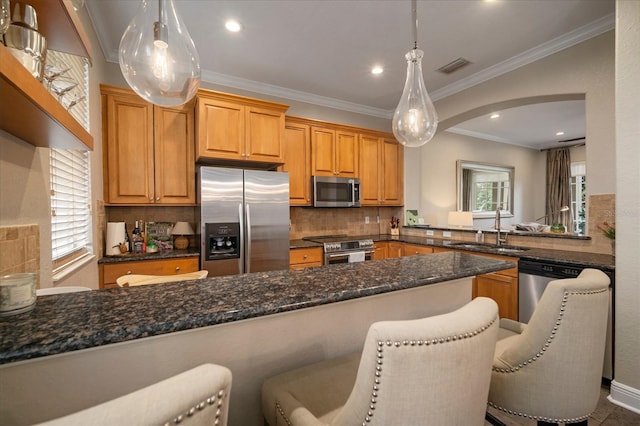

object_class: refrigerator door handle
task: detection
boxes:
[238,203,245,274]
[245,203,252,273]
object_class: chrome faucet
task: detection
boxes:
[495,208,507,246]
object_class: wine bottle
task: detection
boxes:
[132,220,144,253]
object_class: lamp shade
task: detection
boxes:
[172,221,194,235]
[448,211,474,228]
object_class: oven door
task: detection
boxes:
[325,250,374,265]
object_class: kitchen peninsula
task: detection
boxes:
[0,252,512,426]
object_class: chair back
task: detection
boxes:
[490,268,610,421]
[332,297,499,426]
[116,270,208,287]
[35,363,232,426]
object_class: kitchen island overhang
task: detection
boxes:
[0,252,514,425]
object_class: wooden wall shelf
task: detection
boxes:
[0,45,93,150]
[0,0,93,150]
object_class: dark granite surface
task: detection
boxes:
[97,249,200,264]
[295,234,614,271]
[289,239,323,249]
[0,252,513,365]
[403,226,591,240]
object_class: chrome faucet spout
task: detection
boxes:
[495,208,507,246]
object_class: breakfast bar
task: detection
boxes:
[0,252,514,425]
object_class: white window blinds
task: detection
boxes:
[48,50,92,270]
[50,149,91,263]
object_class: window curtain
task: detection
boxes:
[545,148,572,229]
[462,168,472,211]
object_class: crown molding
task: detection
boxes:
[446,127,513,144]
[199,70,393,119]
[430,13,615,101]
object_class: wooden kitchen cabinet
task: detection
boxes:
[387,241,403,258]
[360,133,404,206]
[402,243,434,256]
[196,90,288,164]
[290,247,323,269]
[282,118,312,205]
[100,257,199,289]
[373,242,388,260]
[311,126,358,178]
[471,253,519,320]
[102,85,195,205]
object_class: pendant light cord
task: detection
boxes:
[412,0,418,50]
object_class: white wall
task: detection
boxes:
[407,31,615,215]
[610,0,640,412]
[416,131,545,228]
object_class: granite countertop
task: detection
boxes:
[97,249,200,264]
[289,239,323,249]
[0,252,513,365]
[308,234,614,271]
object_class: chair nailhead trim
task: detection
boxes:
[361,314,498,425]
[492,288,607,374]
[164,388,226,426]
[487,401,590,423]
[489,288,607,422]
[275,401,292,426]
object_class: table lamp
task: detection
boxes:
[172,221,194,250]
[447,211,474,228]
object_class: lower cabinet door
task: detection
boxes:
[473,273,518,320]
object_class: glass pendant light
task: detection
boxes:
[119,0,200,107]
[392,0,438,148]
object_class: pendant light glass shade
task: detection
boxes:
[119,0,200,107]
[392,0,438,148]
[392,49,438,147]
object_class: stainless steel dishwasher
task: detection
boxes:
[518,259,614,380]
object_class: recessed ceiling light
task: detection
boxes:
[556,131,565,136]
[490,113,500,119]
[225,20,243,33]
[371,66,383,75]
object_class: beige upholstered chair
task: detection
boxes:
[262,297,499,426]
[487,268,610,426]
[35,363,232,426]
[116,270,208,287]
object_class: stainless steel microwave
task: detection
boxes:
[313,176,360,207]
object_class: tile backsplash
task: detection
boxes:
[0,225,40,284]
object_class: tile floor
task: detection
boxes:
[485,385,640,425]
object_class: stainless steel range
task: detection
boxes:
[302,235,375,265]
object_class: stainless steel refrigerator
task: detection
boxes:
[197,166,290,277]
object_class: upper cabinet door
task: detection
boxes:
[196,90,288,165]
[245,106,284,163]
[311,126,336,176]
[154,104,195,204]
[104,92,154,204]
[381,137,403,205]
[197,98,245,160]
[335,130,358,178]
[359,134,381,205]
[282,120,312,206]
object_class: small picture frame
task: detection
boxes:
[406,210,418,226]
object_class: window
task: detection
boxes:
[49,50,92,276]
[570,161,586,234]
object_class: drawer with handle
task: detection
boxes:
[101,257,199,289]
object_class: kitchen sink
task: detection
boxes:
[448,242,530,253]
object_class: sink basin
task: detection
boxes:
[448,242,530,253]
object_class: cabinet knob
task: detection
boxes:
[175,266,180,272]
[156,197,160,201]
[303,255,308,259]
[126,271,132,275]
[149,197,153,201]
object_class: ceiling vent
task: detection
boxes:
[436,57,471,74]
